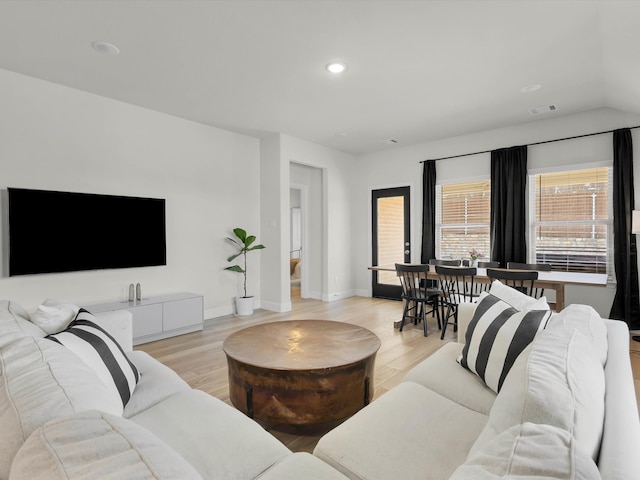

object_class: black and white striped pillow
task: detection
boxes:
[459,294,551,393]
[46,309,139,409]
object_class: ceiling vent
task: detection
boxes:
[529,104,558,115]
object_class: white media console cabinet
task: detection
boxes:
[85,292,204,346]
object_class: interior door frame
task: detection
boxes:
[371,186,411,299]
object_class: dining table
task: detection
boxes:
[369,264,608,313]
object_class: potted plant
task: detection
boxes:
[468,248,485,267]
[224,227,265,315]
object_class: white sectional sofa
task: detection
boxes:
[2,283,640,480]
[313,286,640,479]
[0,300,347,480]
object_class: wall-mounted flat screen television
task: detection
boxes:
[7,188,166,276]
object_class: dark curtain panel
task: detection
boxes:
[609,129,640,328]
[490,146,527,267]
[421,160,437,264]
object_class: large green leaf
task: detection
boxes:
[247,244,265,252]
[244,235,256,248]
[233,228,247,242]
[227,252,242,262]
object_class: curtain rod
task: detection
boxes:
[420,125,640,163]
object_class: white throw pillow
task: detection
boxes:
[29,298,80,334]
[547,303,608,366]
[458,293,551,393]
[488,279,548,312]
[0,337,123,480]
[46,309,139,409]
[450,423,601,479]
[470,325,605,462]
[10,410,203,480]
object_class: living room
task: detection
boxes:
[1,1,640,479]
[0,1,639,318]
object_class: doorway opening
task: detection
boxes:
[290,188,303,300]
[289,163,324,304]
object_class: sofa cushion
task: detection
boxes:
[123,350,191,418]
[130,389,291,479]
[313,381,488,480]
[46,309,139,409]
[29,298,80,335]
[450,423,601,479]
[470,325,605,461]
[257,453,349,480]
[459,292,550,393]
[0,337,123,480]
[9,410,203,480]
[403,342,496,415]
[547,303,608,366]
[0,300,45,349]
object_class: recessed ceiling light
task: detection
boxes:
[92,41,120,55]
[520,84,541,93]
[326,62,347,74]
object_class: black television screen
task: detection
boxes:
[7,188,166,276]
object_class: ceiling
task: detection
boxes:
[0,0,639,155]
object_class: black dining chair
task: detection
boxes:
[486,268,538,297]
[395,264,441,336]
[470,261,501,293]
[477,261,500,268]
[435,266,478,340]
[507,262,551,298]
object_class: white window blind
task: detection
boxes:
[436,180,491,261]
[528,166,612,276]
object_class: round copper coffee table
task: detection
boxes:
[223,320,381,426]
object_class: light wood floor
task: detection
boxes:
[137,287,640,453]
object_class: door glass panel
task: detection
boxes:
[377,196,404,286]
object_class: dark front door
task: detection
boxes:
[372,186,411,299]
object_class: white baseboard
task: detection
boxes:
[204,305,233,320]
[303,290,323,300]
[322,289,357,302]
[261,300,292,313]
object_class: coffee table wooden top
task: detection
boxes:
[222,320,381,371]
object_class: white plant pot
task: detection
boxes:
[235,296,254,316]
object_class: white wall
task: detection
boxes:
[0,69,261,318]
[5,67,640,320]
[259,134,290,312]
[352,108,640,317]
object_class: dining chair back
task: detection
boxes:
[486,268,538,297]
[395,264,441,337]
[477,261,500,268]
[435,266,477,340]
[506,262,551,297]
[429,259,462,266]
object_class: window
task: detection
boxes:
[436,180,491,261]
[528,166,612,274]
